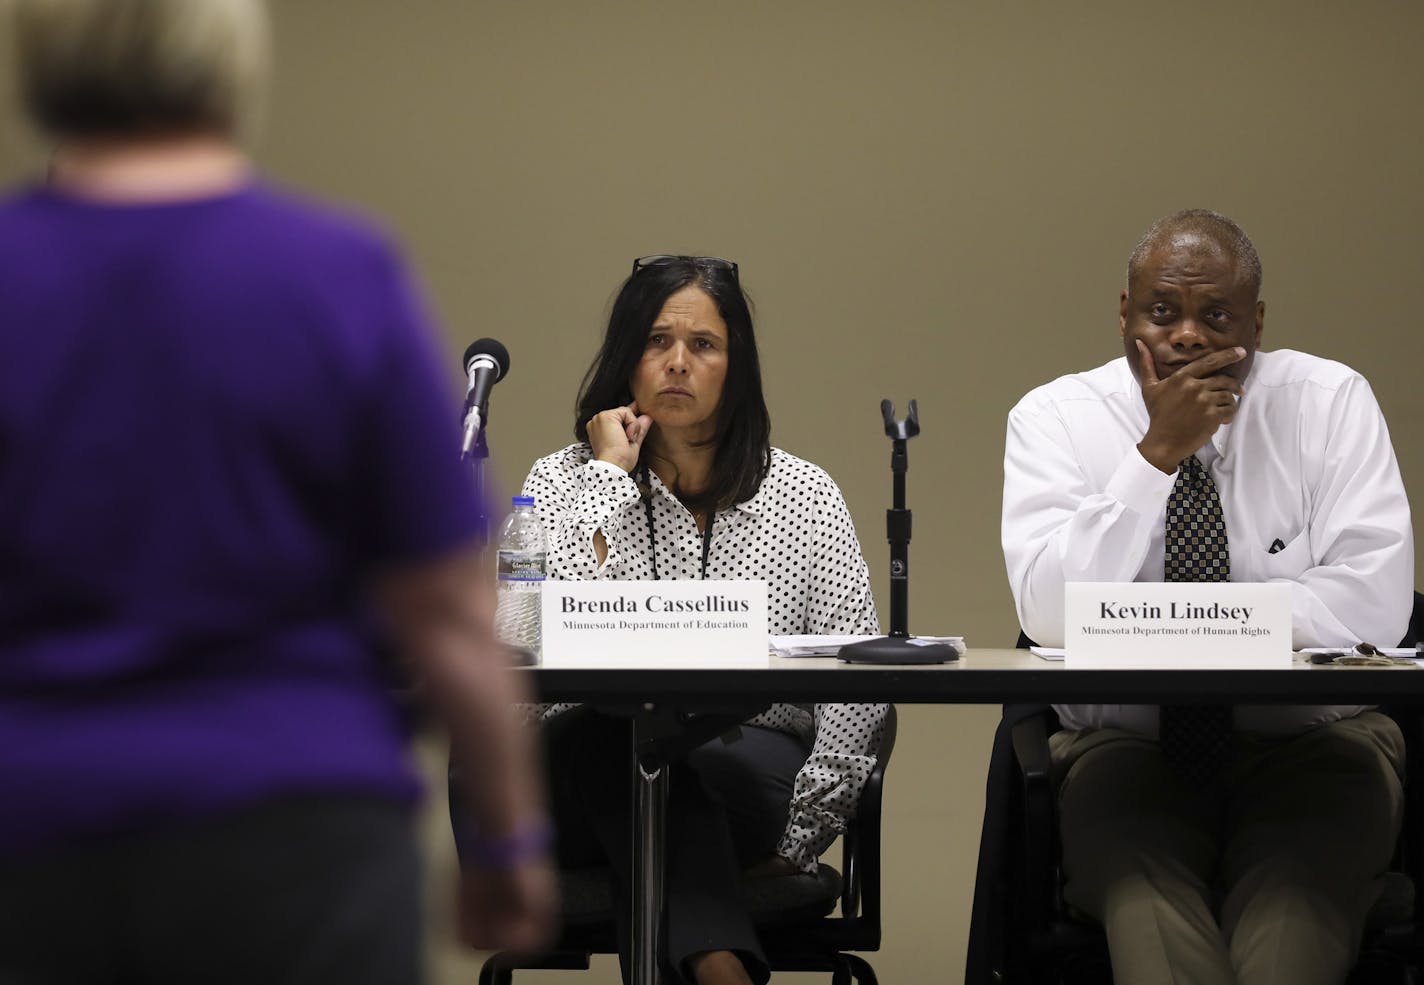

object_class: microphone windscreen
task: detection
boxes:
[463,337,511,381]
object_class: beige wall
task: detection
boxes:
[5,1,1421,981]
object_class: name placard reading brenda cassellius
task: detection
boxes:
[1064,582,1292,669]
[541,579,768,668]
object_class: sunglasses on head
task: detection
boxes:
[630,255,739,280]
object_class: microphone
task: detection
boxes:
[460,338,510,457]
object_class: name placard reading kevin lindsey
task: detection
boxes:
[541,580,768,668]
[1065,582,1292,669]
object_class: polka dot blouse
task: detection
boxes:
[521,443,889,872]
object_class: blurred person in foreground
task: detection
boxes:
[514,256,888,985]
[0,1,555,982]
[1002,209,1412,985]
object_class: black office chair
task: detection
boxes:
[1405,590,1424,649]
[480,705,897,985]
[967,593,1424,985]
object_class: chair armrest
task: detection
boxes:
[1384,704,1424,922]
[1010,712,1058,932]
[840,706,896,926]
[839,771,878,920]
[1010,713,1051,780]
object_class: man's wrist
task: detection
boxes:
[1136,439,1180,475]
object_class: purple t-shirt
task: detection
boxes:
[0,181,481,859]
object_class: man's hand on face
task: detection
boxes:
[1134,340,1246,474]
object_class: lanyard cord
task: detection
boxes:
[640,462,714,581]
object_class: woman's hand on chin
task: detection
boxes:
[587,401,653,474]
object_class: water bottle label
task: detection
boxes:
[498,552,547,582]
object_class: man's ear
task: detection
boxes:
[1254,300,1265,346]
[1119,288,1130,337]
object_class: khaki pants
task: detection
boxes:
[1051,712,1404,985]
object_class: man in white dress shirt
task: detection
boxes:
[1002,209,1414,985]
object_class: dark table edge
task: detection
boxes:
[520,665,1421,705]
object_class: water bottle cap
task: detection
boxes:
[511,495,535,507]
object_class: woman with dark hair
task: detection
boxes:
[520,255,888,985]
[571,254,770,516]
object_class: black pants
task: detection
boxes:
[544,709,809,985]
[0,795,421,985]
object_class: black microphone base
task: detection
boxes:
[837,636,959,665]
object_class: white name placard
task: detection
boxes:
[540,580,768,668]
[1064,582,1292,669]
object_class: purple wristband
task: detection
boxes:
[458,819,553,870]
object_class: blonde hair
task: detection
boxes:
[11,0,269,139]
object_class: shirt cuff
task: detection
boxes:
[776,828,825,874]
[583,458,631,480]
[1105,447,1177,519]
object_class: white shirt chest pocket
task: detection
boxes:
[1257,530,1313,580]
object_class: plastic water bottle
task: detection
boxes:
[495,495,546,660]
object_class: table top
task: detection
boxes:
[521,647,1424,705]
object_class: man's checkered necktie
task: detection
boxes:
[1159,455,1233,784]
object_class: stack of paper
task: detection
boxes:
[770,634,966,657]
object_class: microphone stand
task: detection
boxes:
[461,407,492,548]
[838,399,958,665]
